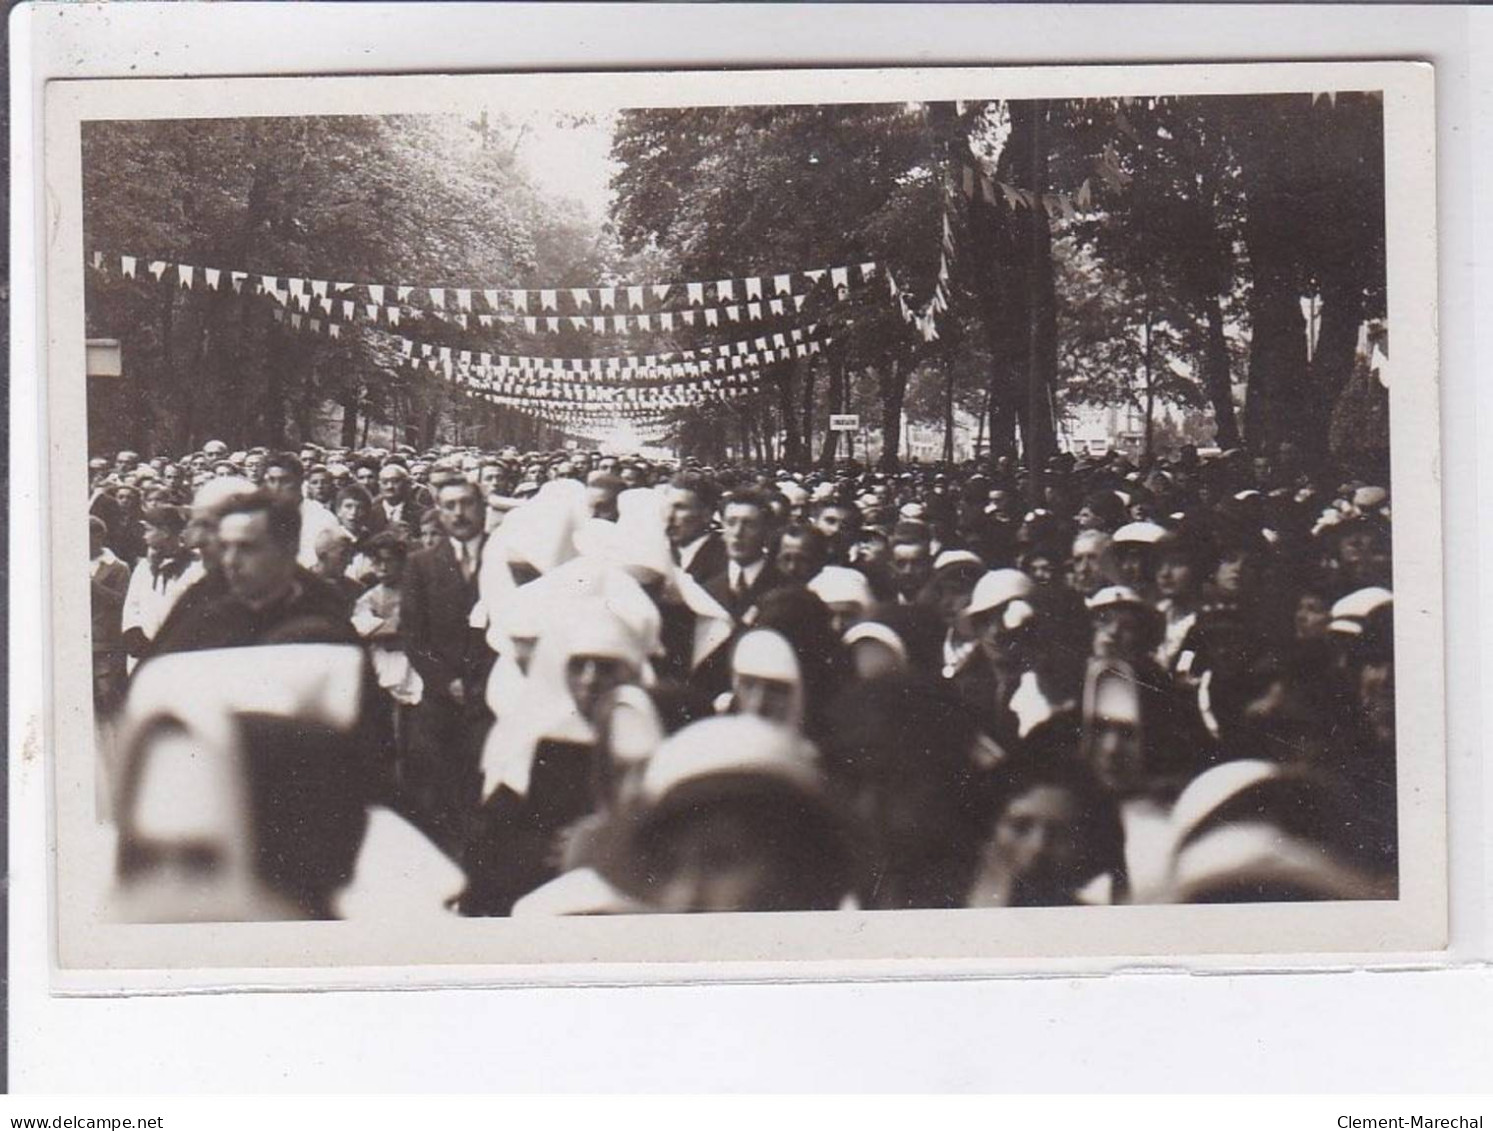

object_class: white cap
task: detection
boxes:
[641,715,819,804]
[732,629,801,684]
[966,569,1035,617]
[933,549,984,572]
[811,482,838,502]
[1328,587,1393,636]
[899,502,927,520]
[1086,585,1152,613]
[1353,485,1389,510]
[777,481,809,506]
[843,621,908,660]
[807,566,873,611]
[1112,521,1168,546]
[1168,759,1282,852]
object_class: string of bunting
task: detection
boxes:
[88,250,879,318]
[260,304,826,385]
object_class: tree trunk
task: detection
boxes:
[1312,278,1366,462]
[943,358,956,463]
[800,358,818,466]
[819,357,845,466]
[1201,293,1241,448]
[1019,99,1057,501]
[776,363,802,467]
[1142,312,1155,459]
[878,358,908,472]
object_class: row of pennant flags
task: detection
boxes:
[92,251,877,326]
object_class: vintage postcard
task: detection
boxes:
[39,61,1443,988]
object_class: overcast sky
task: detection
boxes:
[503,110,619,222]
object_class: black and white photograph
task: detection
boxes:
[41,63,1444,977]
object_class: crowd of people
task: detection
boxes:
[87,433,1399,922]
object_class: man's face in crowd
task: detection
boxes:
[597,457,618,476]
[162,465,183,490]
[142,521,179,558]
[378,468,409,504]
[665,488,713,547]
[115,487,141,515]
[1113,546,1151,591]
[1070,536,1109,595]
[852,533,890,567]
[479,464,503,493]
[722,501,769,566]
[305,469,332,504]
[336,496,368,533]
[115,452,140,475]
[262,465,300,500]
[813,504,854,541]
[587,484,621,522]
[218,510,295,604]
[890,540,933,599]
[618,465,643,489]
[299,447,319,467]
[436,483,483,541]
[244,453,266,483]
[774,532,824,584]
[354,466,378,493]
[988,489,1018,523]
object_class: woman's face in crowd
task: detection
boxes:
[1295,594,1331,640]
[1075,504,1104,531]
[565,654,636,724]
[1091,607,1151,662]
[1154,554,1195,600]
[732,674,797,726]
[1213,550,1253,595]
[419,520,443,550]
[649,811,799,914]
[992,785,1089,904]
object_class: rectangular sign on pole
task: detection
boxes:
[829,413,860,432]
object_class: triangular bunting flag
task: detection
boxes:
[687,282,705,306]
[745,277,763,301]
[570,288,592,310]
[540,289,557,312]
[204,267,221,290]
[830,266,849,290]
[311,280,328,299]
[652,284,671,304]
[456,288,472,311]
[148,261,169,281]
[177,265,194,289]
[627,286,644,310]
[429,288,446,308]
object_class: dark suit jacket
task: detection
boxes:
[681,531,728,585]
[402,537,493,701]
[366,497,421,540]
[702,559,785,624]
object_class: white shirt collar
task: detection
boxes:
[730,557,765,590]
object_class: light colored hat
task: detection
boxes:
[1352,485,1389,510]
[1112,521,1168,546]
[843,620,908,661]
[1086,585,1152,613]
[641,716,820,805]
[777,481,809,506]
[811,482,838,502]
[732,629,802,684]
[1329,587,1393,636]
[202,440,229,457]
[899,502,927,520]
[933,549,984,572]
[190,476,257,518]
[807,565,873,611]
[1168,760,1282,852]
[966,569,1035,617]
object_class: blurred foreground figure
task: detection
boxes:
[623,716,853,913]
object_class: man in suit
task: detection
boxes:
[665,471,727,583]
[703,488,784,625]
[401,478,494,854]
[369,462,421,540]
